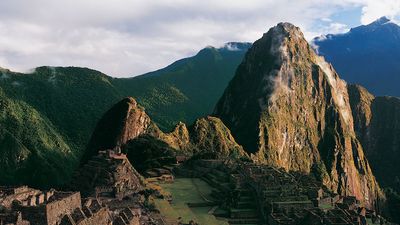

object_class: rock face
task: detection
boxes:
[155,122,191,150]
[214,23,381,207]
[349,85,400,189]
[83,97,154,163]
[189,116,247,159]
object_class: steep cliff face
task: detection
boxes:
[83,97,155,163]
[367,97,400,187]
[347,85,375,151]
[349,85,400,188]
[214,23,381,206]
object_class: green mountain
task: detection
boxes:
[114,42,251,130]
[0,43,250,187]
[0,88,76,188]
[0,67,122,153]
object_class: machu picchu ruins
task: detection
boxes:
[0,151,154,225]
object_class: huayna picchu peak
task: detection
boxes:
[214,22,382,207]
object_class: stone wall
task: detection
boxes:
[0,189,41,208]
[45,192,81,225]
[78,207,111,225]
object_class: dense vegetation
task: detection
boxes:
[0,88,77,188]
[114,43,251,130]
[0,43,250,187]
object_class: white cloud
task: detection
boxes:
[360,0,400,24]
[0,0,397,77]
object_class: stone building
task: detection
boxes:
[1,187,83,225]
[0,186,142,225]
[71,150,143,199]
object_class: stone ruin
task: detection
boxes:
[236,162,389,225]
[0,187,93,224]
[0,150,155,225]
[174,159,391,225]
[0,186,142,225]
[70,149,143,199]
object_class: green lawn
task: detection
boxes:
[156,178,229,225]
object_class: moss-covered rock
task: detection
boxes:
[189,116,248,159]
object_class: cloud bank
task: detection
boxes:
[0,0,398,77]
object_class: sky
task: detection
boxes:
[0,0,399,77]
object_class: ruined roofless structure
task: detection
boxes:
[0,186,141,225]
[0,186,101,225]
[70,149,143,199]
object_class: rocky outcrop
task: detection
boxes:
[83,97,155,163]
[86,97,248,161]
[155,122,191,150]
[214,23,381,207]
[189,116,247,159]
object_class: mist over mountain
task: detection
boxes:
[313,16,400,97]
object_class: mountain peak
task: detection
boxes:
[276,22,301,32]
[369,16,390,26]
[83,97,152,163]
[350,16,398,34]
[266,22,304,41]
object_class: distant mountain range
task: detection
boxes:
[312,16,400,97]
